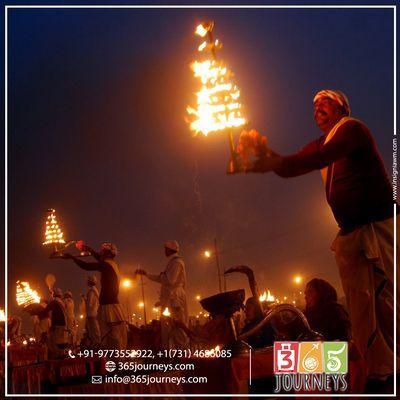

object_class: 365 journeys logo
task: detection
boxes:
[273,341,348,393]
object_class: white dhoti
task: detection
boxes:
[98,304,127,350]
[332,216,399,379]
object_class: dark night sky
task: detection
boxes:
[5,5,394,318]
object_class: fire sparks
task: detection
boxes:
[259,290,275,303]
[162,307,171,317]
[0,308,5,322]
[43,209,65,245]
[187,22,246,136]
[16,281,41,307]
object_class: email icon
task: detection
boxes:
[91,375,103,384]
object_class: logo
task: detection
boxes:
[91,375,103,384]
[274,342,299,373]
[273,341,348,393]
[298,342,323,373]
[323,342,348,374]
[105,361,116,372]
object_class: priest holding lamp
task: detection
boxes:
[238,89,397,390]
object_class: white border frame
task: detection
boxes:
[4,3,397,398]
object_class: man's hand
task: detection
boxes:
[237,129,281,173]
[135,269,147,276]
[251,152,282,173]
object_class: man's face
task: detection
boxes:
[164,247,175,257]
[305,285,318,308]
[313,97,343,131]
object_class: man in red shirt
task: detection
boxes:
[239,90,397,389]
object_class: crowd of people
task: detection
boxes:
[3,89,397,395]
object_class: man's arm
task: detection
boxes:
[63,254,103,272]
[80,245,102,262]
[147,273,162,283]
[272,121,367,178]
[252,120,367,177]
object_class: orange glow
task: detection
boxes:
[187,24,246,136]
[0,308,5,322]
[162,307,171,317]
[16,281,40,307]
[43,209,65,245]
[294,275,303,285]
[121,279,132,288]
[259,290,275,302]
[195,24,208,38]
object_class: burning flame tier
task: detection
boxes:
[43,208,65,245]
[187,23,247,136]
[16,281,41,307]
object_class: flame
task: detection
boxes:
[162,307,171,317]
[195,24,208,38]
[259,290,275,302]
[205,345,221,357]
[43,209,65,245]
[187,25,247,136]
[16,281,41,307]
[0,308,5,322]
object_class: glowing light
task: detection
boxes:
[187,25,247,136]
[79,314,84,319]
[29,337,35,342]
[198,41,207,52]
[195,24,208,38]
[195,295,201,300]
[259,290,275,303]
[6,341,10,346]
[294,275,303,285]
[22,340,27,345]
[204,250,211,258]
[205,345,221,357]
[122,279,132,288]
[138,302,144,308]
[0,308,5,322]
[43,209,65,245]
[16,281,40,307]
[283,296,287,301]
[162,307,171,317]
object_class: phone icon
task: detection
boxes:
[68,350,76,358]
